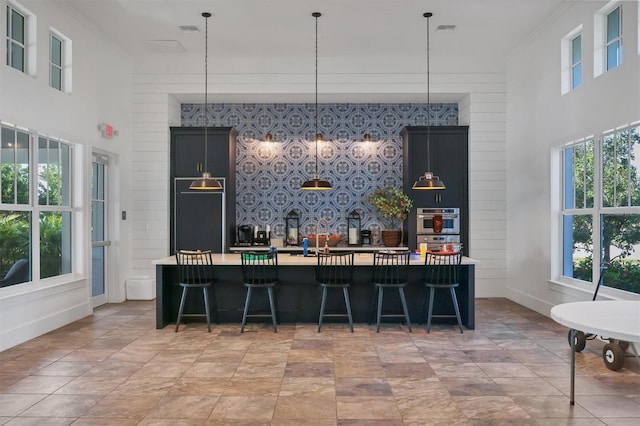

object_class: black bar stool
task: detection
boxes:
[421,251,464,333]
[175,250,217,332]
[240,251,279,333]
[316,252,354,332]
[370,250,412,333]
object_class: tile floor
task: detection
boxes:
[0,298,638,425]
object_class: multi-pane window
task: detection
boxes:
[6,4,25,72]
[571,34,582,90]
[562,139,594,281]
[1,125,31,287]
[561,124,640,295]
[606,6,622,70]
[37,136,72,279]
[0,123,74,288]
[50,33,63,91]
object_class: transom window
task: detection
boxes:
[50,33,63,91]
[6,4,25,72]
[571,34,582,90]
[606,6,622,70]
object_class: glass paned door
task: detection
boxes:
[91,154,109,306]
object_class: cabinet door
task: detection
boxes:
[174,181,224,252]
[173,131,205,177]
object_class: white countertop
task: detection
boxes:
[230,245,408,253]
[152,252,479,266]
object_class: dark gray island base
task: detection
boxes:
[154,253,476,330]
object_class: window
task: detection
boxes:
[50,33,62,91]
[606,6,622,70]
[48,29,72,93]
[571,35,582,89]
[0,122,74,287]
[6,4,25,72]
[561,25,582,94]
[1,124,31,286]
[38,136,72,279]
[560,124,640,295]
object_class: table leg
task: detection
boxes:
[570,328,576,405]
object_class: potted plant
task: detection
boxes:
[367,187,413,247]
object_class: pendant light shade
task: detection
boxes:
[301,12,332,191]
[412,12,445,191]
[190,12,223,191]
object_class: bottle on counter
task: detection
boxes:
[303,237,309,256]
[323,240,329,254]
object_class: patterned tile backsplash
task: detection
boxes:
[181,103,458,242]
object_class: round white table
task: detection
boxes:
[550,300,640,405]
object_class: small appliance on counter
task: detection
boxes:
[253,225,271,246]
[360,230,372,246]
[236,225,254,246]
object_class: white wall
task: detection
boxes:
[130,67,509,299]
[505,1,640,315]
[0,0,133,351]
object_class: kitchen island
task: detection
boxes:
[153,252,478,330]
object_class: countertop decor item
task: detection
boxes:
[301,12,332,190]
[368,187,413,247]
[190,12,223,191]
[412,12,445,191]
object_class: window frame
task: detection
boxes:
[556,122,640,298]
[0,121,76,288]
[49,32,63,91]
[605,6,623,71]
[6,4,26,72]
[560,25,583,95]
[570,34,582,90]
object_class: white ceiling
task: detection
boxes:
[59,0,573,102]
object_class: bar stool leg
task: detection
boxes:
[202,287,212,333]
[376,286,384,333]
[318,286,327,332]
[450,287,463,333]
[426,287,435,333]
[343,287,354,333]
[267,286,278,333]
[241,286,253,333]
[399,287,412,332]
[175,286,188,332]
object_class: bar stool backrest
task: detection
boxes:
[373,251,410,285]
[241,251,278,285]
[175,250,215,286]
[424,252,462,286]
[316,252,354,286]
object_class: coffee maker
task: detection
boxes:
[236,225,253,246]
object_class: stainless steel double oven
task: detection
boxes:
[416,207,461,252]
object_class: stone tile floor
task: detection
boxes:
[0,298,638,425]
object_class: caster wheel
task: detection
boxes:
[568,330,586,352]
[603,343,625,371]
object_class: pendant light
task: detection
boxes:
[190,12,223,190]
[301,12,332,190]
[412,12,446,190]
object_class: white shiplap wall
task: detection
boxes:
[129,72,508,297]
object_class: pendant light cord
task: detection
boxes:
[314,12,319,176]
[203,12,210,172]
[425,12,431,173]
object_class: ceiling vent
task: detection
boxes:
[436,24,456,32]
[179,25,200,33]
[143,40,186,53]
